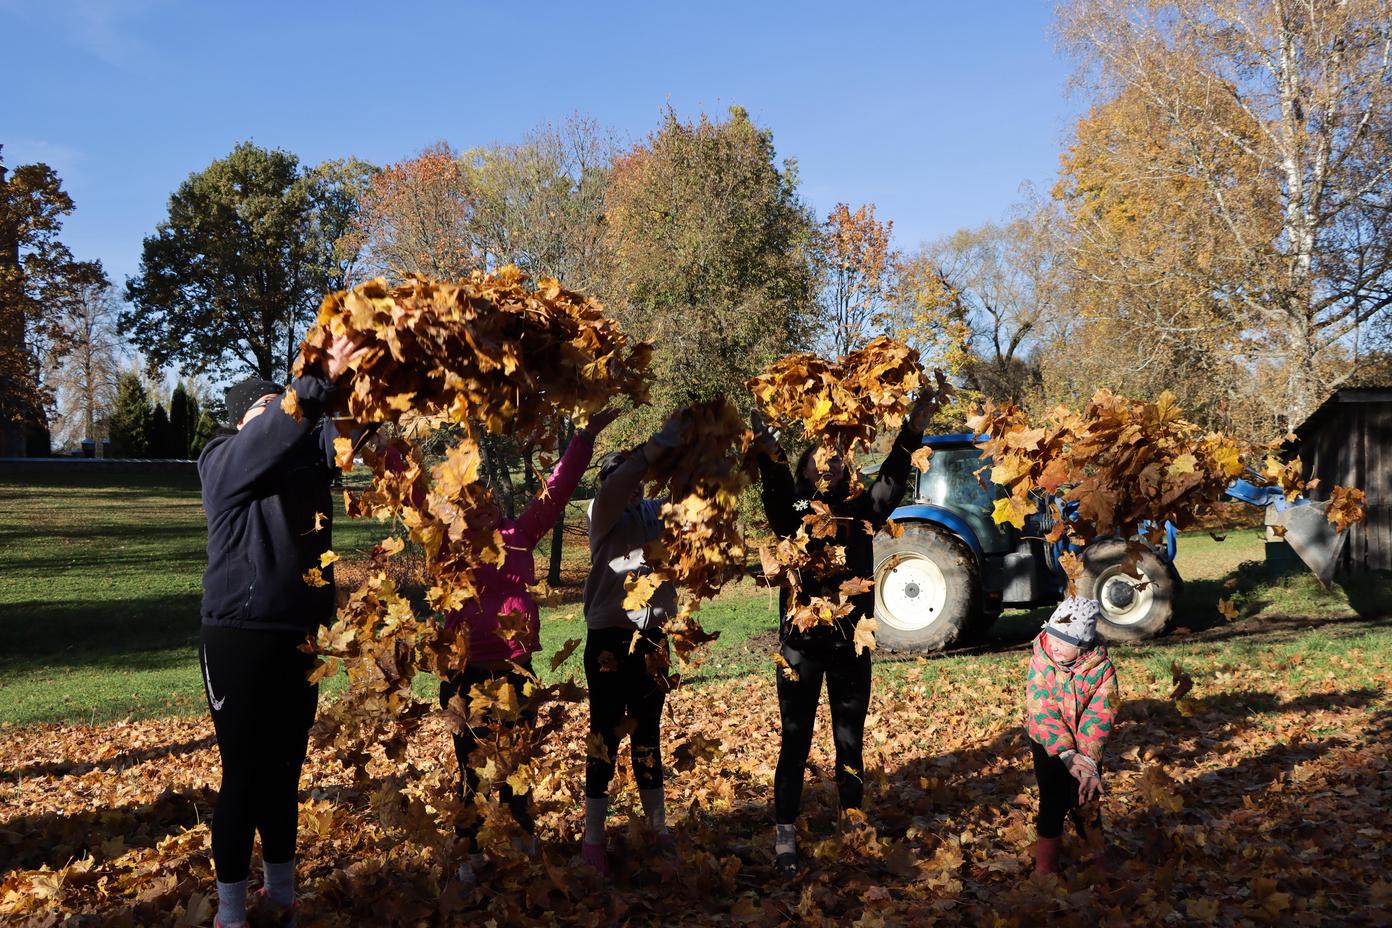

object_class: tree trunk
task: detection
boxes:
[0,165,28,457]
[522,441,537,499]
[482,433,517,520]
[546,417,576,586]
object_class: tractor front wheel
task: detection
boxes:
[1077,539,1179,642]
[874,523,981,652]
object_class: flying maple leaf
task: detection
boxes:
[852,617,879,656]
[1327,486,1367,533]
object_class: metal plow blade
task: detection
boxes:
[1269,501,1349,588]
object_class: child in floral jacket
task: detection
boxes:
[1025,596,1119,874]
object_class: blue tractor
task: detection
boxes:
[871,433,1348,651]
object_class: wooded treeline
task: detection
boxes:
[2,0,1389,469]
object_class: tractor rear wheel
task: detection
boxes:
[1077,539,1179,642]
[874,522,980,652]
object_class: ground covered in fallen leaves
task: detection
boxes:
[3,616,1390,927]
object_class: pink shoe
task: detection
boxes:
[580,840,611,877]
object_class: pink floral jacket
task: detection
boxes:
[1024,631,1119,763]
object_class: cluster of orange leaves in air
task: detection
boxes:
[620,399,756,669]
[749,338,954,654]
[967,389,1368,591]
[282,269,756,853]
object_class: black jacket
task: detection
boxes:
[198,374,339,634]
[758,421,921,650]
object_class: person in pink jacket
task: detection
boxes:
[439,407,620,887]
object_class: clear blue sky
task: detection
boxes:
[3,0,1082,287]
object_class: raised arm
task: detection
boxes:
[866,420,923,528]
[757,451,802,539]
[200,333,366,507]
[512,431,595,550]
[198,373,337,505]
[587,446,649,545]
[750,409,802,539]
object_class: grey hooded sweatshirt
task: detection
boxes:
[582,447,677,631]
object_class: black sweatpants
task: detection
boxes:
[199,624,318,884]
[774,638,872,824]
[583,627,669,798]
[1030,739,1103,839]
[439,661,536,851]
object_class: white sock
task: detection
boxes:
[262,858,294,907]
[775,824,797,856]
[216,879,248,927]
[583,795,608,846]
[639,787,667,833]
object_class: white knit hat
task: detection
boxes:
[1044,596,1101,647]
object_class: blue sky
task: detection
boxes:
[3,0,1082,287]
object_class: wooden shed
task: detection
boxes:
[1292,389,1392,575]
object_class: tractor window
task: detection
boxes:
[916,447,1014,554]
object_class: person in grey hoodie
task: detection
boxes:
[578,414,685,876]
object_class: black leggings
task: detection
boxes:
[200,624,318,884]
[584,627,668,798]
[774,638,872,823]
[439,661,536,851]
[1031,740,1103,839]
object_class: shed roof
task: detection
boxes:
[1295,388,1392,442]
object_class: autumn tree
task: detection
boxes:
[898,207,1060,405]
[605,105,819,438]
[1056,0,1392,428]
[44,277,125,455]
[463,115,615,291]
[124,142,370,381]
[1046,73,1280,436]
[884,253,974,384]
[0,148,105,456]
[354,142,478,281]
[812,203,896,357]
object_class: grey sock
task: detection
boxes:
[262,858,294,907]
[216,879,249,928]
[775,823,797,856]
[583,795,608,846]
[639,787,667,833]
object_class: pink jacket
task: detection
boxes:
[444,432,594,663]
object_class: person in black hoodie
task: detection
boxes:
[750,391,936,878]
[198,334,363,928]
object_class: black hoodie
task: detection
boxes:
[757,421,921,649]
[197,374,339,634]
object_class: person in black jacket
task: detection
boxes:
[198,334,363,928]
[750,391,936,878]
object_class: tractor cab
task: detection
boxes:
[912,434,1014,556]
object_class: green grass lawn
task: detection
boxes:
[0,472,383,725]
[2,472,1387,726]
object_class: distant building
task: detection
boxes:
[1293,389,1391,574]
